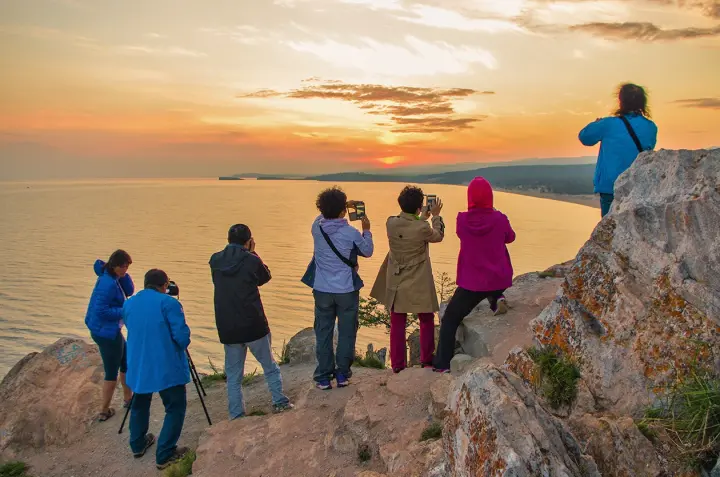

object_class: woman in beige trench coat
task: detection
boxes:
[370,186,445,372]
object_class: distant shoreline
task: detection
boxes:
[496,189,600,209]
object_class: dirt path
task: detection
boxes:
[16,363,381,477]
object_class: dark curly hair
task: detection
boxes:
[398,185,424,214]
[316,187,347,219]
[614,83,650,118]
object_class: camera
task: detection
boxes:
[166,281,179,297]
[425,194,437,213]
[348,201,366,221]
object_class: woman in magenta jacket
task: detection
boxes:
[433,177,516,372]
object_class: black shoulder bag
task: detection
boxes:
[619,116,644,153]
[319,226,357,268]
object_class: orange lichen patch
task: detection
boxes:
[504,350,538,388]
[533,307,576,356]
[466,415,504,475]
[632,273,719,390]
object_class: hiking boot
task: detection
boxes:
[315,380,332,390]
[132,433,155,458]
[493,297,508,316]
[273,402,295,413]
[336,373,349,388]
[156,446,190,470]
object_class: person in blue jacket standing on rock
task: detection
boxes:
[579,83,658,217]
[123,269,192,470]
[85,249,135,422]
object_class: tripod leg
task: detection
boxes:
[186,350,212,426]
[186,350,207,397]
[118,394,134,434]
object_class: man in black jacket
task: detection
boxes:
[210,224,292,419]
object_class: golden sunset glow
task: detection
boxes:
[0,0,718,179]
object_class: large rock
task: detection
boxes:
[444,364,599,476]
[407,327,439,366]
[457,272,565,363]
[285,327,339,365]
[568,414,662,477]
[193,368,452,477]
[0,338,103,451]
[531,149,720,415]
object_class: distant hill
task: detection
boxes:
[307,164,596,195]
[362,156,596,176]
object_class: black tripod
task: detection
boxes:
[118,350,213,434]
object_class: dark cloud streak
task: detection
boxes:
[569,21,720,40]
[240,80,494,134]
[673,97,720,109]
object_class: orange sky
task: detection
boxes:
[0,0,718,179]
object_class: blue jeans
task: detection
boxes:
[312,290,359,383]
[129,385,186,465]
[600,193,614,217]
[225,334,289,420]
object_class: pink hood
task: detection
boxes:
[468,176,493,209]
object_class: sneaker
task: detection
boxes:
[132,433,155,458]
[432,368,451,374]
[336,374,350,388]
[494,298,508,316]
[273,402,295,413]
[315,380,332,390]
[156,446,190,470]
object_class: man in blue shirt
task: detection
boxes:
[123,269,191,470]
[302,187,374,390]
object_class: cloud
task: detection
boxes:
[673,97,720,109]
[198,26,268,45]
[569,21,720,40]
[397,5,527,33]
[115,45,207,57]
[286,36,497,76]
[240,81,494,133]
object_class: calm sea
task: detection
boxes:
[0,179,599,378]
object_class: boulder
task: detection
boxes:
[457,272,564,364]
[407,327,439,367]
[444,364,599,477]
[449,354,475,374]
[568,414,662,477]
[532,149,720,415]
[285,327,338,365]
[0,338,103,451]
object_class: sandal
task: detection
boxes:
[97,408,116,422]
[133,433,156,458]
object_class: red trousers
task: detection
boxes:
[390,312,435,370]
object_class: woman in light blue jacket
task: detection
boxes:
[579,83,658,217]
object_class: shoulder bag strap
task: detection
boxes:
[619,116,643,153]
[319,225,357,268]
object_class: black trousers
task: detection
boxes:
[433,286,506,370]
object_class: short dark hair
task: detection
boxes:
[105,249,132,276]
[144,269,169,290]
[398,185,424,214]
[228,224,252,245]
[316,187,347,219]
[614,83,650,118]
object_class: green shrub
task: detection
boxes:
[201,358,259,387]
[163,451,196,477]
[527,346,581,409]
[0,461,31,477]
[354,353,385,369]
[420,422,443,441]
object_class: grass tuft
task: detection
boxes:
[357,444,372,463]
[248,409,267,417]
[527,346,581,409]
[420,422,443,442]
[0,462,31,477]
[276,340,290,365]
[163,451,196,477]
[354,353,385,370]
[201,358,260,387]
[638,369,720,470]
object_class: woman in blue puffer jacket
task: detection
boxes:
[85,249,135,422]
[579,83,658,217]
